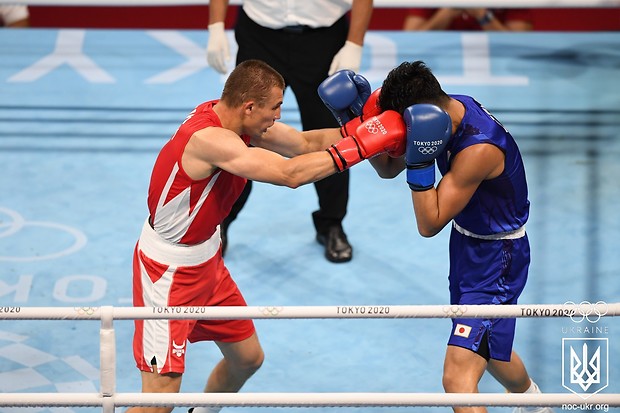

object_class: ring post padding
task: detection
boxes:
[99,305,116,398]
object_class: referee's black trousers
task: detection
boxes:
[224,8,351,236]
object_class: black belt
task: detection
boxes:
[281,25,313,34]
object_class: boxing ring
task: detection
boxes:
[1,0,620,411]
[1,303,619,410]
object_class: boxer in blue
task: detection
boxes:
[319,62,552,413]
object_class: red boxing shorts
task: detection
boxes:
[132,220,256,374]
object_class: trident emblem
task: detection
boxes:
[562,338,609,399]
[570,343,600,391]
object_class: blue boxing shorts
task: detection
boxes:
[447,225,530,361]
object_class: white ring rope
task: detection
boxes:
[0,392,619,408]
[0,302,617,320]
[3,0,619,8]
[1,303,617,409]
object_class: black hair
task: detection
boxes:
[378,61,450,115]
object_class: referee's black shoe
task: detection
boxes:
[316,225,352,263]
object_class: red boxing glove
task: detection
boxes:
[340,88,382,138]
[327,110,406,172]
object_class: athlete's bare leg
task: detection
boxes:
[126,333,262,413]
[206,332,264,393]
[487,351,532,393]
[126,366,182,413]
[442,345,488,413]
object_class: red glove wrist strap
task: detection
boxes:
[326,136,364,172]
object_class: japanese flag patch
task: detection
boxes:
[454,323,472,338]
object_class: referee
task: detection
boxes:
[206,0,373,263]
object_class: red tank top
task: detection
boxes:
[147,100,250,245]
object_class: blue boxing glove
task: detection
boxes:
[404,104,452,191]
[318,69,372,126]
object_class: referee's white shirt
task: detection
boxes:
[243,0,353,29]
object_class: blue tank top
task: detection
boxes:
[436,95,529,235]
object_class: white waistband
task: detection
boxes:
[453,221,526,240]
[137,219,220,266]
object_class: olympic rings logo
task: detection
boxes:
[364,121,379,135]
[563,300,608,323]
[418,146,438,155]
[260,306,283,316]
[74,307,97,316]
[442,305,468,318]
[0,207,87,262]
